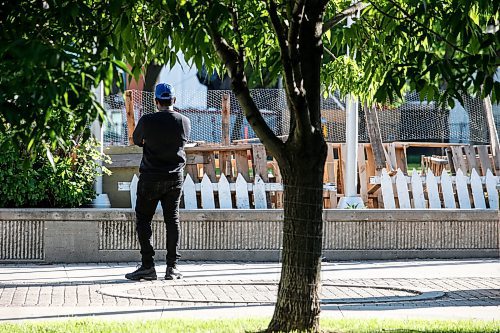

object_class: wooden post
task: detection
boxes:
[364,103,389,175]
[125,90,135,145]
[219,93,232,179]
[222,93,230,146]
[483,96,500,172]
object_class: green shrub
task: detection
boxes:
[0,134,110,208]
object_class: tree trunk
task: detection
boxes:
[364,103,387,172]
[267,134,327,333]
[143,62,163,92]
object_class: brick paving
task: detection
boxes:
[0,277,498,308]
[0,260,498,321]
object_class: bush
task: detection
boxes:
[0,134,110,208]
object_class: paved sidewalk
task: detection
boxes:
[0,259,498,322]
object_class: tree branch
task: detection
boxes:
[229,2,244,73]
[267,0,295,110]
[322,1,369,33]
[267,0,309,139]
[206,15,285,158]
[287,0,311,137]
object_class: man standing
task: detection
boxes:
[125,83,191,281]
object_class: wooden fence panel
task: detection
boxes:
[440,170,456,209]
[235,174,250,209]
[254,175,267,209]
[381,169,395,208]
[486,169,499,209]
[201,174,215,209]
[411,169,426,208]
[396,169,411,208]
[477,145,491,176]
[426,170,441,208]
[455,169,471,209]
[183,174,198,209]
[218,174,232,209]
[470,169,486,209]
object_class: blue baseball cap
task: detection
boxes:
[155,83,175,100]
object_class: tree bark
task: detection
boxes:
[265,4,328,332]
[208,3,327,331]
[143,62,163,92]
[364,103,387,172]
[267,133,326,333]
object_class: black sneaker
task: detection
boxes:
[125,265,157,281]
[165,266,183,280]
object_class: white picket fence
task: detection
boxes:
[375,168,499,209]
[130,173,337,210]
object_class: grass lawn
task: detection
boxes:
[0,318,498,333]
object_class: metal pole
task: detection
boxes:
[91,82,110,208]
[338,5,364,208]
[344,94,359,197]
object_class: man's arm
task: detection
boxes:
[132,117,144,147]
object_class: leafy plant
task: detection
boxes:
[0,132,110,208]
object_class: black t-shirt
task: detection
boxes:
[132,110,191,180]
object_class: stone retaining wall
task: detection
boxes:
[0,209,498,262]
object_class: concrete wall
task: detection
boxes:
[102,146,141,208]
[0,209,498,263]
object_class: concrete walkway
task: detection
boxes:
[0,259,498,322]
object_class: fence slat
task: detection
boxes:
[451,146,467,174]
[426,170,441,208]
[395,169,411,209]
[456,169,471,209]
[463,145,477,173]
[381,169,395,208]
[253,175,267,209]
[218,174,232,209]
[183,174,198,209]
[477,145,491,176]
[441,170,456,209]
[411,169,425,208]
[485,169,499,209]
[200,174,215,209]
[470,168,486,209]
[235,173,250,209]
[130,174,139,210]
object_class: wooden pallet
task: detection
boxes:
[447,144,500,176]
[184,143,268,184]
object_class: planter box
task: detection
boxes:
[0,209,498,263]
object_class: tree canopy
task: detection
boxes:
[0,0,129,155]
[324,0,499,106]
[2,1,498,331]
[2,1,498,153]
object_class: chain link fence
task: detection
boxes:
[103,89,499,146]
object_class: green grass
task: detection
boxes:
[0,318,499,333]
[407,162,422,172]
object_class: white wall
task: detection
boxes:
[158,54,208,109]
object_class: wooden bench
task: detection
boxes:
[130,173,336,210]
[372,168,499,209]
